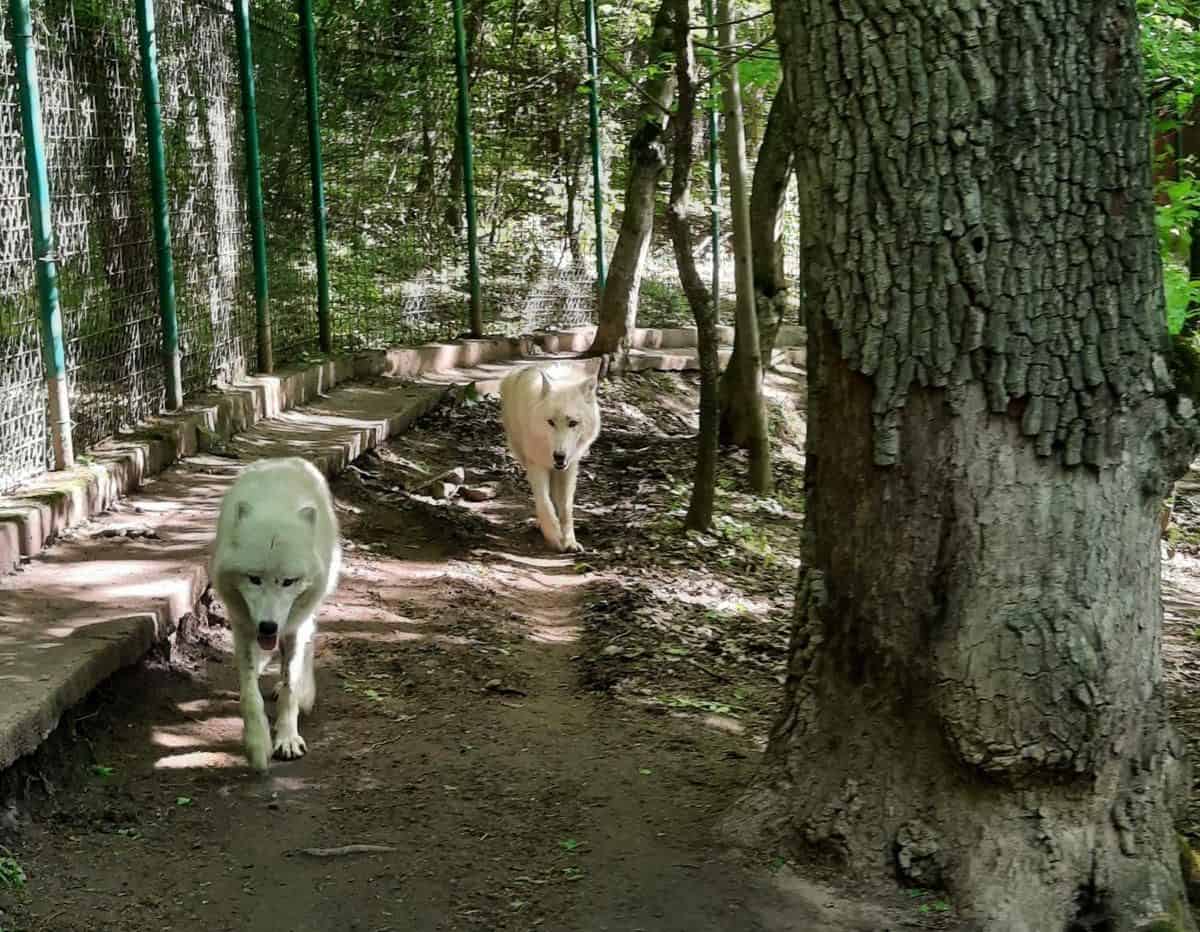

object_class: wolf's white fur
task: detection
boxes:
[210,457,341,771]
[500,364,601,552]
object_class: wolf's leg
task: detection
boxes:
[295,618,317,714]
[527,466,563,549]
[234,626,271,772]
[272,617,315,760]
[550,467,566,522]
[554,463,582,552]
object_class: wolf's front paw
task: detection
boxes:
[244,725,271,772]
[560,534,582,553]
[273,730,308,761]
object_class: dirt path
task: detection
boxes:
[0,385,796,932]
[0,372,964,932]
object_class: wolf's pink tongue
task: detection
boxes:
[257,634,278,652]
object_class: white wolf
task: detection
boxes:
[210,457,341,771]
[500,364,601,552]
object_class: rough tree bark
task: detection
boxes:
[664,0,718,531]
[720,86,794,444]
[723,2,1200,930]
[716,0,771,493]
[585,0,676,365]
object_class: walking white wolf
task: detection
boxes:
[210,457,341,771]
[500,364,601,552]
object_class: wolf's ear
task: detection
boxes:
[539,369,552,399]
[582,378,597,401]
[236,501,252,522]
[298,505,317,526]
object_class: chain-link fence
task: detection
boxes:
[158,0,254,393]
[0,4,46,489]
[0,0,795,493]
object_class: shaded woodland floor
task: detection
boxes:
[18,366,1200,930]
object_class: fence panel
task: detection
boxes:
[250,9,317,364]
[36,0,163,455]
[0,3,47,490]
[158,0,253,393]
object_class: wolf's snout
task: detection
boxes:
[256,620,279,651]
[553,452,566,469]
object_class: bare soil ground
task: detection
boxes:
[0,366,961,932]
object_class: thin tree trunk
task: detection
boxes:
[564,137,585,265]
[665,0,718,532]
[415,98,437,200]
[724,2,1200,928]
[717,0,771,493]
[720,86,794,442]
[1190,213,1200,320]
[585,0,676,366]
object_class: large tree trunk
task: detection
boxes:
[664,0,718,532]
[724,2,1200,930]
[585,0,676,365]
[716,0,771,494]
[720,85,794,446]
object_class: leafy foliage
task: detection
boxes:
[1139,0,1200,333]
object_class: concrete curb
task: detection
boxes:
[0,380,451,775]
[0,337,527,576]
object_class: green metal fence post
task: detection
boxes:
[233,0,272,372]
[703,0,720,319]
[9,0,73,470]
[134,0,183,410]
[582,0,605,292]
[451,0,483,337]
[298,0,331,354]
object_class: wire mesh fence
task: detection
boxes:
[251,10,318,364]
[38,0,164,456]
[157,0,254,393]
[0,4,47,490]
[0,0,797,494]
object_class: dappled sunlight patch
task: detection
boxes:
[526,624,582,644]
[327,628,425,644]
[154,749,244,770]
[485,549,578,571]
[700,713,747,736]
[151,716,242,749]
[176,695,240,716]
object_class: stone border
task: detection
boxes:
[0,336,525,576]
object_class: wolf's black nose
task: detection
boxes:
[257,621,278,636]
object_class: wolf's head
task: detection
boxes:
[536,370,599,471]
[222,501,322,651]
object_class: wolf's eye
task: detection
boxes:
[248,575,262,586]
[547,418,555,427]
[568,419,578,428]
[281,577,298,588]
